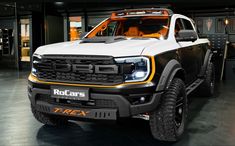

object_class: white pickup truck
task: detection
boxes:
[28,8,214,141]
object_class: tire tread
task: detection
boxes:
[150,78,187,141]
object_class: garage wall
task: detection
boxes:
[87,11,111,29]
[88,15,108,27]
[195,16,235,42]
[0,19,14,28]
[0,18,16,69]
[45,15,64,44]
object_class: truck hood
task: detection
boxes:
[35,38,160,57]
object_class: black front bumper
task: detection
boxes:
[28,81,162,120]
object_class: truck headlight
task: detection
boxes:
[31,54,42,77]
[115,56,150,82]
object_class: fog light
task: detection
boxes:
[140,97,145,103]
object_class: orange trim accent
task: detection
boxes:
[53,108,90,117]
[28,56,156,88]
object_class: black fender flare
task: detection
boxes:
[198,49,213,78]
[156,59,185,91]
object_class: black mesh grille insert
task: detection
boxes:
[34,55,124,85]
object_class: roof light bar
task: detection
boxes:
[111,8,174,18]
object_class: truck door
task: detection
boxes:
[175,18,199,85]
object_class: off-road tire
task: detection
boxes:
[31,104,68,126]
[149,78,187,142]
[199,62,215,97]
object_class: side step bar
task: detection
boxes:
[186,79,204,95]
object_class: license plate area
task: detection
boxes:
[51,86,89,101]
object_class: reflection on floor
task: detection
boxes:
[0,70,235,146]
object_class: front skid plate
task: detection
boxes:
[36,101,117,120]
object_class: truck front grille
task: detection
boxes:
[34,55,124,85]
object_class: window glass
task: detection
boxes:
[20,19,30,62]
[96,21,117,36]
[175,18,184,37]
[182,19,194,30]
[69,16,82,41]
[87,17,170,39]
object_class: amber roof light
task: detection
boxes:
[111,8,174,19]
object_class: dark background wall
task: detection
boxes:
[0,18,17,68]
[45,15,64,44]
[0,2,235,70]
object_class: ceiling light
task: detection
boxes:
[54,2,64,6]
[224,18,229,25]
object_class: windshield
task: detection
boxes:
[86,16,170,39]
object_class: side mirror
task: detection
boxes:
[176,30,198,42]
[80,32,88,39]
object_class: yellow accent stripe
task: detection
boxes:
[28,56,155,88]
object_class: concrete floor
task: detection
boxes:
[0,70,235,146]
